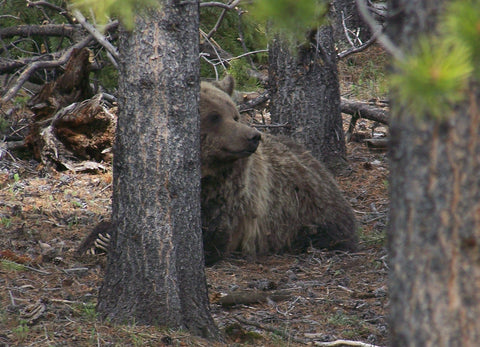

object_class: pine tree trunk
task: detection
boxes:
[388,0,480,345]
[96,1,220,340]
[268,25,347,172]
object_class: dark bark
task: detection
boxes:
[96,1,220,340]
[268,25,347,172]
[387,1,480,346]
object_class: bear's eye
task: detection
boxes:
[233,115,239,122]
[207,112,221,124]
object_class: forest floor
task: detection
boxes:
[1,46,389,346]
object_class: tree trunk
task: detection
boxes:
[388,1,480,346]
[268,25,347,172]
[96,1,220,340]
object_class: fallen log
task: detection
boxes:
[214,289,292,307]
[341,97,389,125]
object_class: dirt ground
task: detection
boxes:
[0,113,389,346]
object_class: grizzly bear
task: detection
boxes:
[77,76,357,264]
[200,76,357,264]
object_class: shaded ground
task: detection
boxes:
[0,120,389,346]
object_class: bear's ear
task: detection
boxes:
[212,75,235,96]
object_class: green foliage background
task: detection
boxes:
[200,4,267,89]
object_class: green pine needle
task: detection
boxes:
[444,0,480,77]
[391,37,473,121]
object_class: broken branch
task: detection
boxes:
[200,0,242,10]
[72,10,119,67]
[341,97,389,125]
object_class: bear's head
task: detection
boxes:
[200,75,261,177]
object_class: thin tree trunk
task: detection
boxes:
[268,25,347,172]
[96,1,220,340]
[388,0,480,346]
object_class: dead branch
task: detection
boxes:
[0,24,80,39]
[341,11,358,47]
[364,138,388,149]
[26,0,75,23]
[216,290,292,307]
[200,28,230,75]
[238,91,269,112]
[236,7,255,68]
[0,14,20,21]
[72,10,119,67]
[225,49,268,64]
[338,31,378,59]
[341,97,389,125]
[200,0,242,10]
[367,0,387,21]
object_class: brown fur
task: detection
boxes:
[200,76,357,264]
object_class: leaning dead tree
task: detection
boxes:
[25,48,115,171]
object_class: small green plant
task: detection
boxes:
[0,217,12,228]
[72,201,83,208]
[13,173,20,182]
[75,302,98,321]
[327,312,370,338]
[359,229,386,247]
[132,334,144,347]
[14,95,30,107]
[12,321,30,342]
[0,260,26,272]
[89,327,99,345]
[68,216,79,228]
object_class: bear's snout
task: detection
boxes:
[248,131,261,147]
